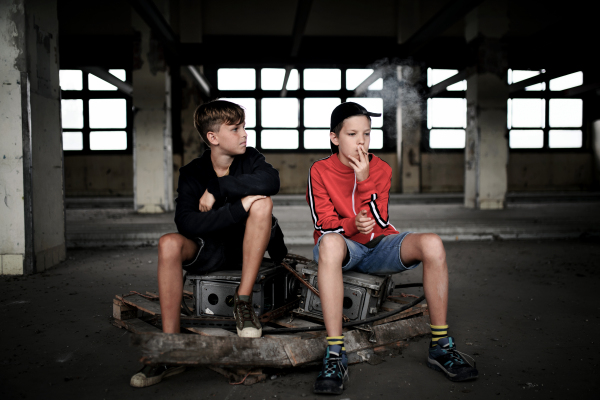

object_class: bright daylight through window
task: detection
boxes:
[217,68,385,150]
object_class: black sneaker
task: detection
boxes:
[313,348,349,395]
[427,337,478,382]
[233,288,262,338]
[130,364,185,388]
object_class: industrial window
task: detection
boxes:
[216,68,387,151]
[426,69,467,150]
[508,70,583,149]
[59,69,131,153]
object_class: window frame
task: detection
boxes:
[508,70,587,152]
[61,70,133,155]
[212,66,392,153]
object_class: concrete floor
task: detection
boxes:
[1,238,599,399]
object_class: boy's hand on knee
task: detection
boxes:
[355,209,375,235]
[199,189,216,212]
[241,195,267,211]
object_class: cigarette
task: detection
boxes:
[361,149,368,155]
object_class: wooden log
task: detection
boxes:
[208,366,267,385]
[132,315,430,367]
[118,294,162,315]
[113,318,162,334]
[113,298,138,320]
[185,327,236,337]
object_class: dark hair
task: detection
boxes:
[330,115,371,153]
[193,100,245,145]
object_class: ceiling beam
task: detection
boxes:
[185,65,211,97]
[402,0,484,55]
[428,67,474,97]
[509,70,578,94]
[281,0,313,97]
[82,67,133,96]
[354,68,385,96]
[129,0,179,54]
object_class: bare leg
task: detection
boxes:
[400,233,448,326]
[317,234,347,337]
[238,197,273,296]
[157,233,199,333]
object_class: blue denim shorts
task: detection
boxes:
[312,232,421,275]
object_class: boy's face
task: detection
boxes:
[330,115,371,162]
[209,121,247,155]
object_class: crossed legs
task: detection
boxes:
[157,197,273,333]
[317,232,448,336]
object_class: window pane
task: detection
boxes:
[245,129,256,148]
[509,69,544,91]
[549,99,582,127]
[304,129,331,149]
[59,70,82,90]
[426,68,466,90]
[347,98,384,128]
[303,69,341,90]
[549,130,582,148]
[429,129,465,149]
[90,131,127,150]
[261,98,298,128]
[509,129,543,148]
[509,99,545,128]
[261,130,299,149]
[222,98,256,128]
[370,129,383,149]
[346,69,382,90]
[550,72,583,91]
[218,68,256,90]
[89,99,127,128]
[61,99,84,129]
[62,131,83,151]
[89,69,126,91]
[304,98,341,128]
[427,98,466,128]
[261,68,299,90]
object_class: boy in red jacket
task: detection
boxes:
[307,102,478,395]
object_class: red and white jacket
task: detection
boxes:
[306,153,398,245]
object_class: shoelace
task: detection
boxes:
[323,357,348,379]
[446,347,477,368]
[236,300,259,327]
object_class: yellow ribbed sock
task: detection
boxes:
[327,335,345,355]
[430,324,448,348]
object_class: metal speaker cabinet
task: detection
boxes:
[295,261,394,321]
[187,259,299,317]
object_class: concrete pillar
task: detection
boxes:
[132,0,173,213]
[464,0,509,209]
[0,0,65,275]
[397,65,423,193]
[593,121,600,188]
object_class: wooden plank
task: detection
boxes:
[185,327,236,337]
[132,315,430,367]
[113,318,162,334]
[113,299,138,320]
[374,303,429,326]
[118,294,162,315]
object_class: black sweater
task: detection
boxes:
[174,147,280,240]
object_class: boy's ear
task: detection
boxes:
[330,131,339,146]
[206,131,219,146]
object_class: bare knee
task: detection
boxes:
[318,234,347,265]
[419,233,446,263]
[158,233,186,259]
[248,196,273,217]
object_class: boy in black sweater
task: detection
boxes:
[131,100,287,387]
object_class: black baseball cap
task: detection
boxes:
[329,102,381,153]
